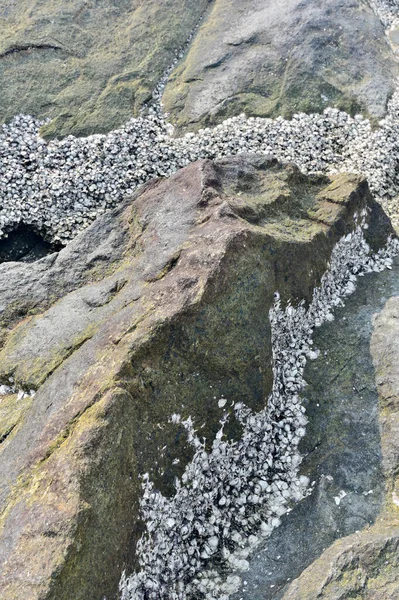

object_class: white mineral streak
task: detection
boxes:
[119,222,399,600]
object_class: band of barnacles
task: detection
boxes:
[119,210,399,600]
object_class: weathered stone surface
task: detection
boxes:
[163,0,397,130]
[1,0,396,138]
[280,291,399,600]
[0,0,209,138]
[0,156,392,599]
[233,262,399,599]
[282,525,399,600]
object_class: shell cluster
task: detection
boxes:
[3,85,399,243]
[120,215,399,600]
[370,0,399,27]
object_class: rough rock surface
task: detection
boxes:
[279,289,399,599]
[231,255,399,599]
[163,0,398,130]
[0,155,391,600]
[0,0,209,138]
[0,1,397,139]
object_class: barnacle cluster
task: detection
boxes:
[4,73,399,243]
[0,2,398,597]
[3,100,399,244]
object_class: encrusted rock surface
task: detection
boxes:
[3,101,399,244]
[162,0,398,129]
[0,156,391,600]
[279,287,399,599]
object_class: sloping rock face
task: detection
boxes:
[163,0,397,130]
[0,0,396,138]
[0,0,210,138]
[281,292,399,599]
[0,155,393,600]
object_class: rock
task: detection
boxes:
[231,252,399,599]
[162,0,398,130]
[1,0,396,140]
[280,291,399,600]
[0,0,210,138]
[372,297,399,488]
[282,525,399,600]
[0,155,393,599]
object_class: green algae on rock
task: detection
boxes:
[0,0,210,138]
[162,0,397,131]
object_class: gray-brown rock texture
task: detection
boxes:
[0,156,391,600]
[0,0,397,138]
[0,0,210,138]
[163,0,397,129]
[280,290,399,600]
[2,0,399,598]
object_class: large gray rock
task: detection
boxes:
[0,156,391,600]
[279,286,399,600]
[163,0,398,130]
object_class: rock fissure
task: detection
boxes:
[0,424,16,445]
[0,43,70,60]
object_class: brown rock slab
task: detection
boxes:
[0,155,393,599]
